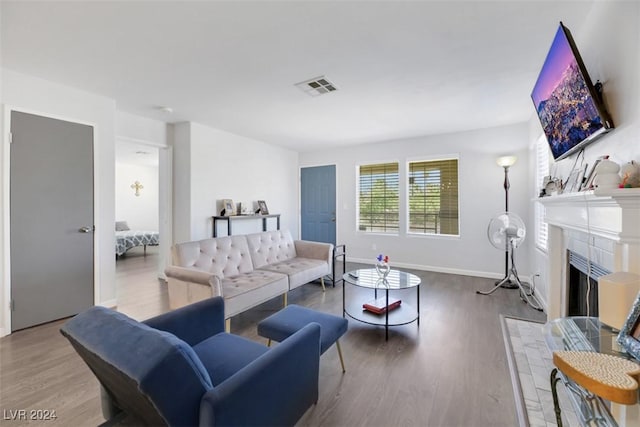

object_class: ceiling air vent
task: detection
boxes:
[295,76,338,97]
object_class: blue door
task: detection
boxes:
[301,165,336,245]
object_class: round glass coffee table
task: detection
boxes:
[342,268,421,340]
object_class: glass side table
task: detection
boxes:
[544,317,635,427]
[342,268,420,341]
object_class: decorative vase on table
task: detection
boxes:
[375,254,390,278]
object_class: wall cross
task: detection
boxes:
[131,181,144,197]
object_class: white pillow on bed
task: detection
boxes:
[115,221,130,231]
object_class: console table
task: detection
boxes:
[544,317,638,426]
[212,214,280,237]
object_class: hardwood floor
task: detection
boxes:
[0,247,546,426]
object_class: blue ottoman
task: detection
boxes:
[258,305,348,372]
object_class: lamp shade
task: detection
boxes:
[496,156,517,168]
[598,272,640,330]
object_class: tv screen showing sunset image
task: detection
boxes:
[531,24,604,160]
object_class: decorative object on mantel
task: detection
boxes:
[130,181,143,197]
[565,164,587,193]
[620,161,640,188]
[593,158,620,189]
[580,156,606,191]
[541,175,563,197]
[375,254,390,278]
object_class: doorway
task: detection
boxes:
[115,137,171,283]
[10,111,94,331]
[300,165,336,245]
[115,140,160,258]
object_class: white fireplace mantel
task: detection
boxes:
[538,188,640,320]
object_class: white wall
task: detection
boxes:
[300,122,530,278]
[528,0,640,310]
[0,68,116,336]
[172,122,192,244]
[115,162,159,230]
[173,121,299,243]
[116,111,167,145]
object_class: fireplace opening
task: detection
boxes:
[567,251,611,317]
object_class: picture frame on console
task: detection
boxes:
[257,200,269,215]
[617,292,640,361]
[222,199,236,216]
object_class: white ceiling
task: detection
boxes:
[1,1,594,152]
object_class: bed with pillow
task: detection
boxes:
[115,221,159,257]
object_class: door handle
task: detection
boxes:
[78,226,95,233]
[331,217,336,222]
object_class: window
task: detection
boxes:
[408,158,459,236]
[535,136,550,250]
[358,162,399,233]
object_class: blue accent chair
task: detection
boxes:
[60,297,321,426]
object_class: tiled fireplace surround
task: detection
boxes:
[539,188,640,320]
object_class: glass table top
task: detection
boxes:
[342,268,421,290]
[544,316,631,359]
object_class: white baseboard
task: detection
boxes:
[347,257,504,280]
[98,299,117,309]
[0,327,6,338]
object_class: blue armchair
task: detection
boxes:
[60,297,321,426]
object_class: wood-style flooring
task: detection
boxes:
[0,246,546,426]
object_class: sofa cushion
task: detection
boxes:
[193,333,269,386]
[259,258,329,290]
[246,230,297,269]
[173,235,254,277]
[221,270,289,318]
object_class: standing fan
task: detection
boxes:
[477,212,542,311]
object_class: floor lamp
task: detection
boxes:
[496,155,518,289]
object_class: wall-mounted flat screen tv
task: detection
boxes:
[531,22,614,161]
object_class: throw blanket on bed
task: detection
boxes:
[116,230,159,256]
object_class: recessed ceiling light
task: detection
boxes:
[157,106,173,114]
[295,76,338,97]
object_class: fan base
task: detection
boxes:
[496,278,518,289]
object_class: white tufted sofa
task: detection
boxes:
[165,230,333,327]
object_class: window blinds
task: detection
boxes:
[358,163,399,233]
[535,136,550,250]
[408,158,459,235]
